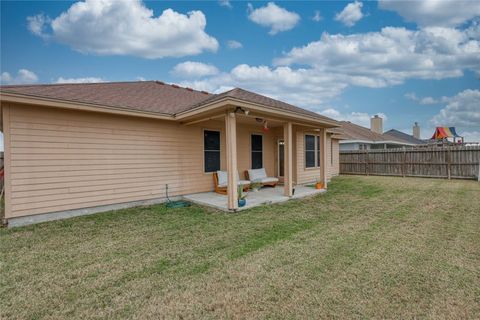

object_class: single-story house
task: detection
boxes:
[0,81,342,226]
[383,129,427,146]
[340,117,426,151]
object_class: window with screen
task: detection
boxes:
[251,134,263,169]
[305,134,317,168]
[204,130,220,172]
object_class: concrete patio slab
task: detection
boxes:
[183,185,326,211]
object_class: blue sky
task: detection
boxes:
[1,0,479,141]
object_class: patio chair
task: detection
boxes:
[245,168,279,188]
[213,170,250,195]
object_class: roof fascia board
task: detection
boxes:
[0,92,175,121]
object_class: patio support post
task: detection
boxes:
[319,128,328,188]
[284,122,293,197]
[225,111,238,210]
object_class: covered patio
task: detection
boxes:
[183,185,326,211]
[178,88,339,211]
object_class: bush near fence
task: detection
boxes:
[340,146,480,180]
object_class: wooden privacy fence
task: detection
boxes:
[340,146,480,180]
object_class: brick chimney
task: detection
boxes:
[370,115,383,134]
[413,122,420,139]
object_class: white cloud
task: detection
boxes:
[319,108,387,128]
[312,10,322,22]
[379,0,480,27]
[178,23,479,116]
[0,69,38,85]
[55,77,105,84]
[461,130,480,143]
[419,97,439,105]
[275,26,480,88]
[431,89,480,128]
[335,1,364,27]
[227,40,243,49]
[404,92,418,101]
[405,92,440,105]
[27,0,218,59]
[219,0,232,8]
[179,64,347,107]
[26,13,50,38]
[171,61,219,78]
[1,73,13,84]
[405,92,459,105]
[247,2,300,35]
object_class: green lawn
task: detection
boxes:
[1,176,479,319]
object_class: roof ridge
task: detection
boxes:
[220,87,240,95]
[0,80,159,89]
[165,82,212,95]
[0,80,212,95]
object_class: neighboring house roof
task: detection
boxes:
[383,129,427,145]
[0,81,337,124]
[339,121,409,144]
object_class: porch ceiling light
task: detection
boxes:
[262,120,269,132]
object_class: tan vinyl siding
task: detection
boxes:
[6,104,225,218]
[4,103,282,218]
[295,130,338,184]
[235,125,276,180]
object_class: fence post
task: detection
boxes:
[447,147,451,180]
[402,149,406,178]
[365,149,369,176]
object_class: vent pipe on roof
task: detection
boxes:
[370,115,383,134]
[413,122,421,139]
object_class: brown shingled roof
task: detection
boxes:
[186,87,336,123]
[383,129,427,145]
[340,121,406,143]
[0,81,212,115]
[0,81,339,125]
